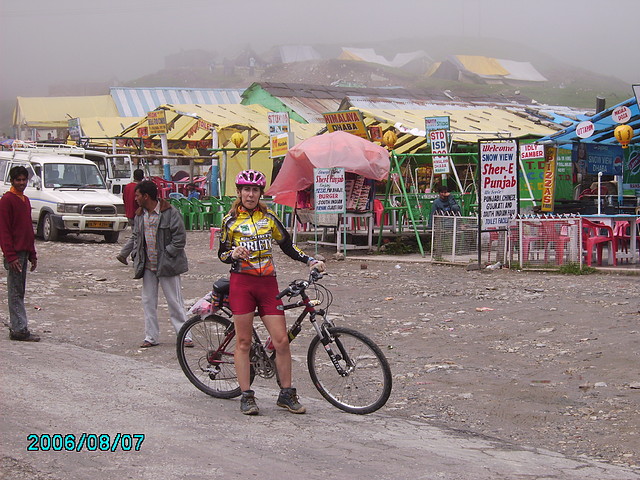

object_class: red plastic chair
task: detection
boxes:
[540,221,572,265]
[582,218,617,266]
[509,221,544,263]
[613,221,630,256]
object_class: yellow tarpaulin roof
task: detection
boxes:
[79,116,141,138]
[119,103,325,193]
[13,95,119,128]
[455,55,510,77]
[358,108,557,153]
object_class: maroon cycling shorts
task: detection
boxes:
[229,272,284,316]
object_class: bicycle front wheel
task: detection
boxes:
[177,314,252,399]
[307,326,392,414]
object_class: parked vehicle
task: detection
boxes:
[0,147,128,243]
[8,143,138,196]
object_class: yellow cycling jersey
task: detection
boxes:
[218,206,311,276]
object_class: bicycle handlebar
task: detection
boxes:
[275,269,325,299]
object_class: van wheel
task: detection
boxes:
[42,214,59,242]
[104,232,120,243]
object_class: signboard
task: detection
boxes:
[575,121,594,139]
[270,133,289,158]
[520,143,544,161]
[137,127,149,138]
[368,125,383,142]
[519,145,572,204]
[314,168,345,214]
[198,119,214,131]
[68,118,82,141]
[611,105,632,124]
[479,141,518,229]
[323,110,369,139]
[147,110,167,135]
[425,116,450,132]
[623,146,640,190]
[572,142,623,175]
[428,129,450,174]
[267,112,290,135]
[540,146,557,212]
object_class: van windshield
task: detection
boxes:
[44,163,106,189]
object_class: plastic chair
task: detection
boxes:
[190,199,217,230]
[509,220,544,264]
[540,220,572,265]
[582,218,617,266]
[613,221,630,256]
[178,198,197,230]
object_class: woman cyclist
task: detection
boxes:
[218,169,325,415]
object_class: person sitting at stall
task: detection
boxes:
[185,182,200,200]
[430,185,461,227]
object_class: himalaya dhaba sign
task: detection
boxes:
[323,110,369,139]
[479,140,519,230]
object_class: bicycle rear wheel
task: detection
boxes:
[307,326,392,414]
[177,314,253,399]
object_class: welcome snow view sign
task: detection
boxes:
[479,140,519,230]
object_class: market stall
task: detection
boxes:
[265,131,390,251]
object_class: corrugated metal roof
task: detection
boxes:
[278,97,342,123]
[110,87,244,117]
[538,97,639,148]
[13,95,119,128]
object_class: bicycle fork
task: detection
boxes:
[310,316,350,377]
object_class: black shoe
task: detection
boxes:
[9,330,41,342]
[277,387,306,414]
[240,390,259,415]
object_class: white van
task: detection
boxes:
[0,148,128,243]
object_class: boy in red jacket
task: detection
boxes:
[0,166,40,341]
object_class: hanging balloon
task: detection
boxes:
[230,132,244,148]
[383,130,398,149]
[614,124,634,148]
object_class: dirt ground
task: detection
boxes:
[2,230,639,470]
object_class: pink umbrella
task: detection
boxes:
[266,131,390,206]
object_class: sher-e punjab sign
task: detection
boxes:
[314,168,345,214]
[323,110,369,139]
[480,141,518,229]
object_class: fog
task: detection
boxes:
[1,0,638,99]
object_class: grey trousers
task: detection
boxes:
[4,251,29,333]
[141,269,188,344]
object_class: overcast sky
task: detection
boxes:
[1,0,638,100]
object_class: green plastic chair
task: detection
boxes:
[190,199,218,230]
[178,198,197,230]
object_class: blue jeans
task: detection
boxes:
[4,251,29,333]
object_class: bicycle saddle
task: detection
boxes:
[212,277,230,295]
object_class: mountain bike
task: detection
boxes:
[176,270,392,414]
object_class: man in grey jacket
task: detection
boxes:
[117,180,192,348]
